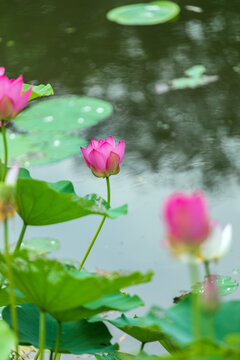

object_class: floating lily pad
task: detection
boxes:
[216,276,238,295]
[194,276,238,296]
[27,133,86,166]
[185,5,203,13]
[212,276,238,296]
[15,96,113,133]
[184,65,206,78]
[21,238,60,254]
[106,1,180,26]
[171,75,218,89]
[170,65,218,89]
[5,96,113,166]
[23,83,54,101]
[3,304,115,355]
[0,132,86,167]
[155,65,218,93]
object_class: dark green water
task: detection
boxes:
[2,0,240,187]
[2,0,240,357]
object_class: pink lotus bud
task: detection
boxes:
[5,164,20,185]
[202,275,219,313]
[80,136,125,178]
[0,164,19,221]
[163,192,211,254]
[0,67,32,122]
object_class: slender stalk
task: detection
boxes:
[160,338,177,354]
[140,342,145,351]
[56,354,61,360]
[78,177,111,271]
[106,176,110,204]
[189,262,201,340]
[53,322,62,360]
[39,311,46,360]
[4,220,18,352]
[204,261,210,277]
[34,350,40,360]
[49,350,53,360]
[14,222,27,253]
[78,216,106,270]
[1,122,8,182]
[206,312,214,341]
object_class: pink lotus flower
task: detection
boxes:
[163,192,211,254]
[0,67,32,122]
[80,136,125,178]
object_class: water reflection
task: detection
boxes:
[1,1,240,191]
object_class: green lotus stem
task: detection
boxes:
[53,322,62,360]
[56,354,61,360]
[1,122,8,182]
[159,338,177,354]
[4,219,18,353]
[204,261,210,277]
[140,342,145,351]
[14,222,27,253]
[39,311,46,360]
[206,311,214,341]
[34,350,40,360]
[189,262,201,340]
[106,175,110,205]
[49,350,53,360]
[78,177,111,271]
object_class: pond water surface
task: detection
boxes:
[2,0,240,358]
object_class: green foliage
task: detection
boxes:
[0,320,16,360]
[156,65,219,94]
[110,305,177,352]
[96,349,236,360]
[1,132,86,166]
[23,83,54,101]
[54,291,144,322]
[110,296,240,353]
[0,250,153,321]
[0,284,144,319]
[16,177,127,225]
[194,276,238,296]
[3,304,115,354]
[170,66,218,90]
[15,96,113,133]
[1,164,29,181]
[21,238,60,254]
[3,96,113,166]
[0,287,27,307]
[107,1,180,26]
[215,276,238,295]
